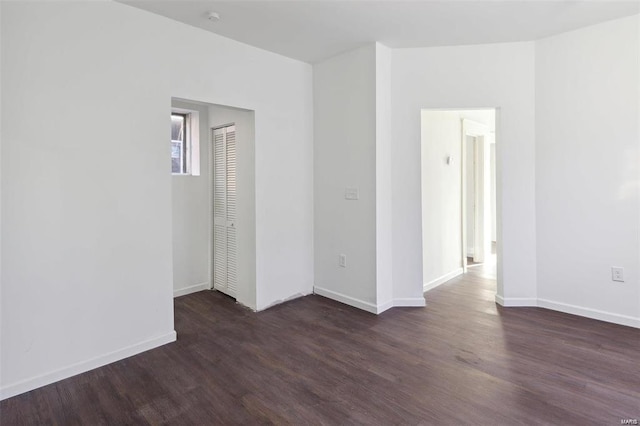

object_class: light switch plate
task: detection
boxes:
[345,187,359,200]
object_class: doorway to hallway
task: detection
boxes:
[420,109,498,292]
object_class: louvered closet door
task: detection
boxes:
[212,125,237,298]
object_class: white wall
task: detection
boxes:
[208,104,257,310]
[314,43,424,312]
[490,143,497,242]
[0,1,3,386]
[375,43,395,309]
[171,100,211,297]
[465,135,476,254]
[535,15,640,327]
[0,0,313,399]
[421,111,463,285]
[392,42,537,304]
[313,45,378,310]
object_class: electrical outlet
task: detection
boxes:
[612,267,624,282]
[339,254,347,268]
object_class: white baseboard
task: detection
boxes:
[366,298,427,313]
[495,295,537,307]
[393,297,427,307]
[377,299,394,314]
[174,282,210,298]
[537,299,640,329]
[314,286,379,314]
[494,295,639,329]
[0,331,177,401]
[314,287,427,314]
[423,268,463,292]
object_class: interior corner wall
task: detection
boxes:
[535,14,640,327]
[208,104,257,311]
[171,100,211,297]
[313,44,379,312]
[374,43,396,308]
[391,42,537,304]
[0,0,3,383]
[0,0,313,399]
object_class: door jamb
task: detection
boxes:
[461,119,491,272]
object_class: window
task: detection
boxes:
[171,113,189,174]
[170,108,200,176]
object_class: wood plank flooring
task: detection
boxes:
[2,268,639,425]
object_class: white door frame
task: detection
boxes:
[461,119,491,272]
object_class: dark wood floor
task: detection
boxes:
[2,268,639,425]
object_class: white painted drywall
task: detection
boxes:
[375,43,395,308]
[208,104,257,310]
[535,15,639,324]
[490,143,497,242]
[253,78,313,312]
[392,42,537,303]
[171,100,211,296]
[465,135,476,255]
[313,44,378,308]
[0,2,3,386]
[0,0,313,398]
[421,111,463,285]
[314,43,424,312]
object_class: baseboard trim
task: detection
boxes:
[537,299,640,329]
[0,331,177,401]
[495,295,537,307]
[423,268,463,293]
[174,282,210,298]
[494,295,639,329]
[377,299,395,314]
[313,287,427,314]
[393,297,427,308]
[314,286,379,314]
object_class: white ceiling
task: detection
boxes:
[119,1,640,63]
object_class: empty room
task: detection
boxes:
[1,0,639,424]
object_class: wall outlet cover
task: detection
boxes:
[612,267,624,282]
